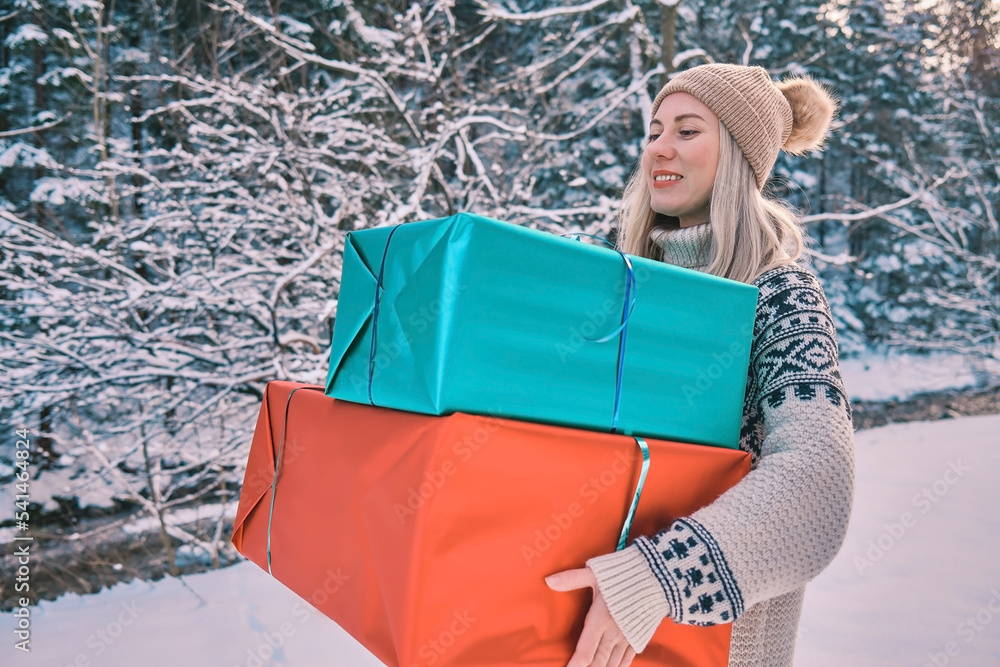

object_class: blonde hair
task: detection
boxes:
[616,123,805,285]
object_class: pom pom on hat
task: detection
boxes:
[776,77,838,155]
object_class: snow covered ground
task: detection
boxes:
[797,412,1000,667]
[2,412,999,666]
[839,348,1000,402]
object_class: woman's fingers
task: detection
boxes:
[565,626,602,667]
[573,631,628,667]
[547,565,635,667]
[617,646,637,667]
[593,632,622,667]
[545,567,595,592]
[604,636,628,667]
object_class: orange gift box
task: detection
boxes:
[232,382,751,666]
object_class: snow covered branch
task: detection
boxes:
[478,0,616,23]
[800,169,958,225]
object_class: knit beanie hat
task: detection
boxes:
[651,64,837,189]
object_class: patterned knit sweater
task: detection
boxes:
[586,221,856,666]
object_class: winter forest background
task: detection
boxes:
[0,0,998,601]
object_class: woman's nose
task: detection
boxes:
[647,135,676,159]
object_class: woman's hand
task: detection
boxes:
[545,567,637,667]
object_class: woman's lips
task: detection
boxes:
[652,172,682,188]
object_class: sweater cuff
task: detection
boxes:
[585,543,673,653]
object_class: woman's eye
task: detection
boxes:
[647,133,661,143]
[679,129,698,138]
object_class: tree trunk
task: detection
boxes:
[142,432,180,577]
[659,3,679,88]
[32,9,47,226]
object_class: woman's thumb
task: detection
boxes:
[545,568,594,592]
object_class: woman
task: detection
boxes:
[545,63,856,667]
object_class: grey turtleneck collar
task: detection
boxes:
[649,222,713,272]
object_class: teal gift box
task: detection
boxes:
[325,213,758,449]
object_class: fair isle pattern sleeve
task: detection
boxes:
[632,517,744,625]
[739,265,853,464]
[586,264,856,654]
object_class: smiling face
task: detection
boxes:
[642,92,721,228]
